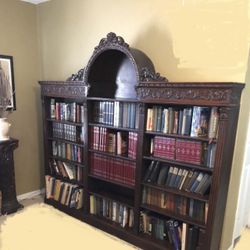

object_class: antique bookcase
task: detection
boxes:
[40,32,244,250]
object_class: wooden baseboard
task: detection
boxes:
[17,189,44,201]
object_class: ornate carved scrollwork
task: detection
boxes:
[136,85,232,103]
[219,107,231,120]
[139,67,168,82]
[138,103,145,115]
[94,32,129,51]
[41,83,88,98]
[67,68,85,81]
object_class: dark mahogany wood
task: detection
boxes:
[39,33,244,250]
[0,138,23,214]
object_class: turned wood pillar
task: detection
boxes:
[0,138,23,214]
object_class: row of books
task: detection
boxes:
[45,175,83,209]
[142,186,208,223]
[146,106,219,139]
[90,153,136,187]
[90,126,138,159]
[144,161,212,195]
[52,141,83,163]
[140,212,205,250]
[50,99,84,123]
[49,159,83,182]
[151,136,216,167]
[89,194,134,228]
[92,101,139,129]
[52,122,84,143]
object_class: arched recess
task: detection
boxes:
[83,32,155,99]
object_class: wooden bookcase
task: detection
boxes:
[39,32,244,250]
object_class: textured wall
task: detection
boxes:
[0,0,43,194]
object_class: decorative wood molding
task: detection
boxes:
[94,32,129,52]
[67,68,85,81]
[219,107,231,120]
[139,67,167,82]
[39,81,89,98]
[136,82,244,106]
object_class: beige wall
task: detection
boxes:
[0,0,245,249]
[0,0,43,194]
[37,1,250,249]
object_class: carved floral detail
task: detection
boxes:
[94,32,129,51]
[136,86,232,102]
[219,107,231,120]
[41,85,88,98]
[140,67,168,82]
[67,68,85,81]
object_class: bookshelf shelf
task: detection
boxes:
[141,204,207,229]
[142,182,209,202]
[89,149,136,162]
[88,123,139,132]
[87,214,135,233]
[45,198,84,220]
[48,137,84,147]
[145,131,217,143]
[88,174,135,190]
[40,33,244,250]
[50,156,85,167]
[50,174,84,187]
[143,156,214,173]
[47,118,84,127]
[139,233,173,250]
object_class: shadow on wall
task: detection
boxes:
[131,25,206,81]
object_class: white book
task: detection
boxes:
[181,223,187,250]
[113,101,120,127]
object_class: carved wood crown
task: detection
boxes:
[67,68,85,81]
[139,67,168,82]
[94,32,129,51]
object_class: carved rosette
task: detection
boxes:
[41,84,89,98]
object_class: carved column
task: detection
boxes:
[0,138,23,214]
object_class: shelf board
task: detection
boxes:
[139,233,173,250]
[143,156,213,173]
[88,122,139,132]
[87,97,139,103]
[141,204,206,229]
[48,174,84,187]
[88,174,135,190]
[88,190,134,208]
[85,214,168,250]
[47,118,84,127]
[145,131,217,143]
[142,182,209,202]
[49,156,84,167]
[48,137,84,148]
[89,149,136,162]
[44,198,84,220]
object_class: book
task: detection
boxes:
[50,98,56,119]
[208,107,219,139]
[144,162,156,183]
[147,161,161,183]
[156,165,169,185]
[190,107,210,137]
